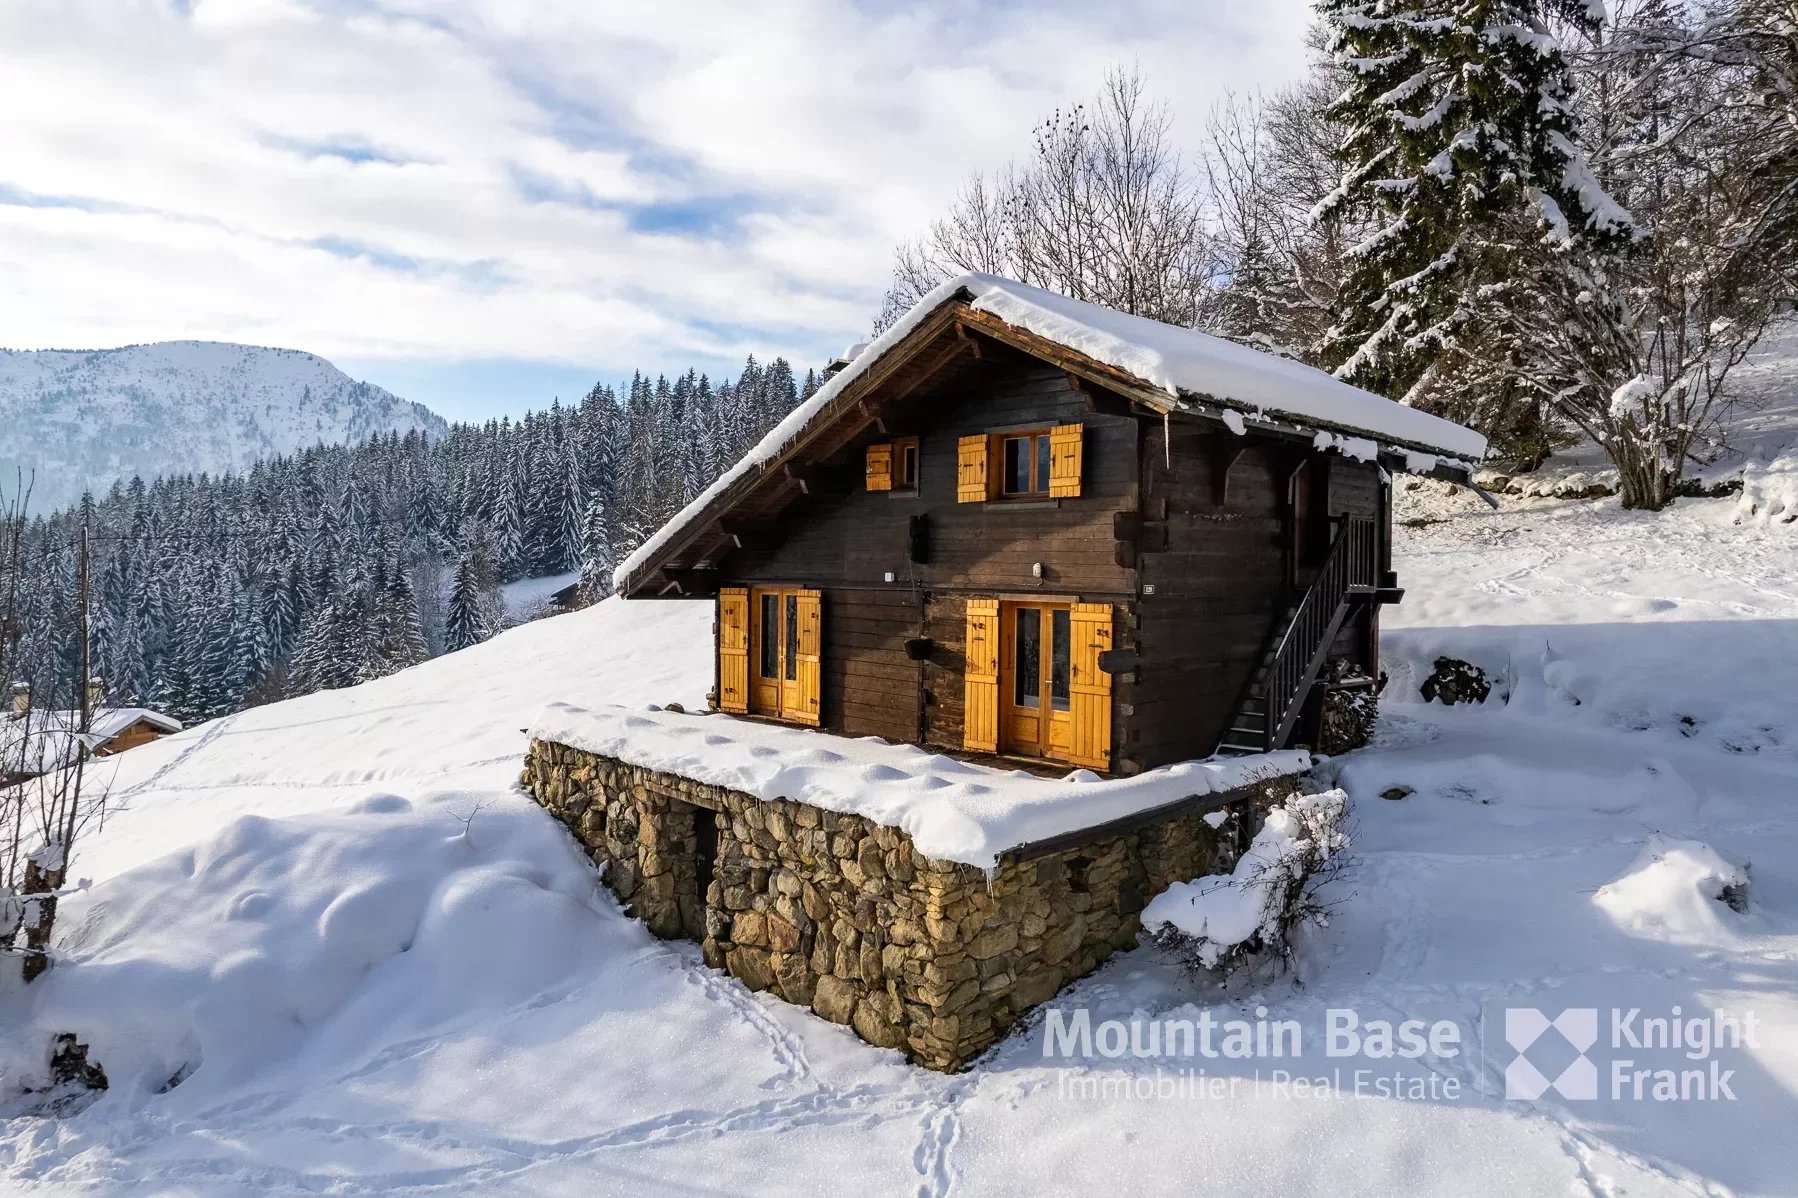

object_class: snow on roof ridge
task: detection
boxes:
[529,701,1309,869]
[614,272,1486,591]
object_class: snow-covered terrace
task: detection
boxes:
[616,271,1487,594]
[530,701,1309,869]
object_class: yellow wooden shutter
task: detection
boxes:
[865,443,893,492]
[794,589,822,726]
[1068,601,1113,769]
[963,598,1000,752]
[717,587,749,714]
[957,434,989,503]
[1049,423,1084,498]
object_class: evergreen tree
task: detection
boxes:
[1315,0,1637,408]
[445,522,501,652]
[577,491,616,605]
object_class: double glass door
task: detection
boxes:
[1001,602,1072,761]
[751,587,809,721]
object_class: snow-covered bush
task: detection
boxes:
[1420,657,1491,706]
[1594,838,1753,946]
[1143,790,1350,979]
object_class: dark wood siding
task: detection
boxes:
[705,353,1393,770]
[1126,424,1294,770]
[921,593,968,751]
[822,587,921,743]
[727,361,1137,599]
[718,359,1139,759]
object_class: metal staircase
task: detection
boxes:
[1217,516,1379,756]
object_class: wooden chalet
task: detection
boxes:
[3,683,182,786]
[614,274,1486,776]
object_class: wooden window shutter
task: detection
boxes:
[865,442,893,492]
[794,589,823,726]
[957,434,989,503]
[1049,423,1084,498]
[962,598,1000,752]
[717,587,750,714]
[1068,601,1114,770]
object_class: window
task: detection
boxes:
[959,424,1083,502]
[866,438,919,494]
[894,437,919,492]
[1001,431,1053,496]
[784,594,799,681]
[1014,608,1042,708]
[759,593,780,680]
[1050,607,1071,712]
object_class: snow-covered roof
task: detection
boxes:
[615,272,1486,592]
[1,707,182,777]
[530,701,1308,869]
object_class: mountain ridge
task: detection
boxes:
[0,340,447,511]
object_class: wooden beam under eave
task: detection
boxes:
[955,307,1174,416]
[615,303,968,589]
[808,332,971,466]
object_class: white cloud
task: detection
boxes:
[0,0,1313,400]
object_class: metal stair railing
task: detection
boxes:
[1221,516,1377,754]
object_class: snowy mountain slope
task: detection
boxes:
[0,342,447,511]
[3,491,1797,1194]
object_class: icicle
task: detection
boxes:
[1163,410,1171,470]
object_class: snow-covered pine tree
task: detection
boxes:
[577,491,616,607]
[1315,0,1637,421]
[559,450,585,574]
[492,454,525,582]
[445,522,501,653]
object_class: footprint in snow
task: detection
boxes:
[226,891,275,921]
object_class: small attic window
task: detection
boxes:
[894,437,919,493]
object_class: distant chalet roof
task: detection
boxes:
[2,707,183,777]
[615,272,1487,598]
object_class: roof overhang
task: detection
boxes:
[615,288,1483,598]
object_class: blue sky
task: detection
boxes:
[0,0,1314,422]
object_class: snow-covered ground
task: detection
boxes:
[1487,322,1798,517]
[4,481,1797,1194]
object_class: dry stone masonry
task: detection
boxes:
[523,737,1294,1070]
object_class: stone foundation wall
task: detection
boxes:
[523,739,1285,1070]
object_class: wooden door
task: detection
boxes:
[749,586,821,724]
[1000,602,1073,762]
[751,588,784,716]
